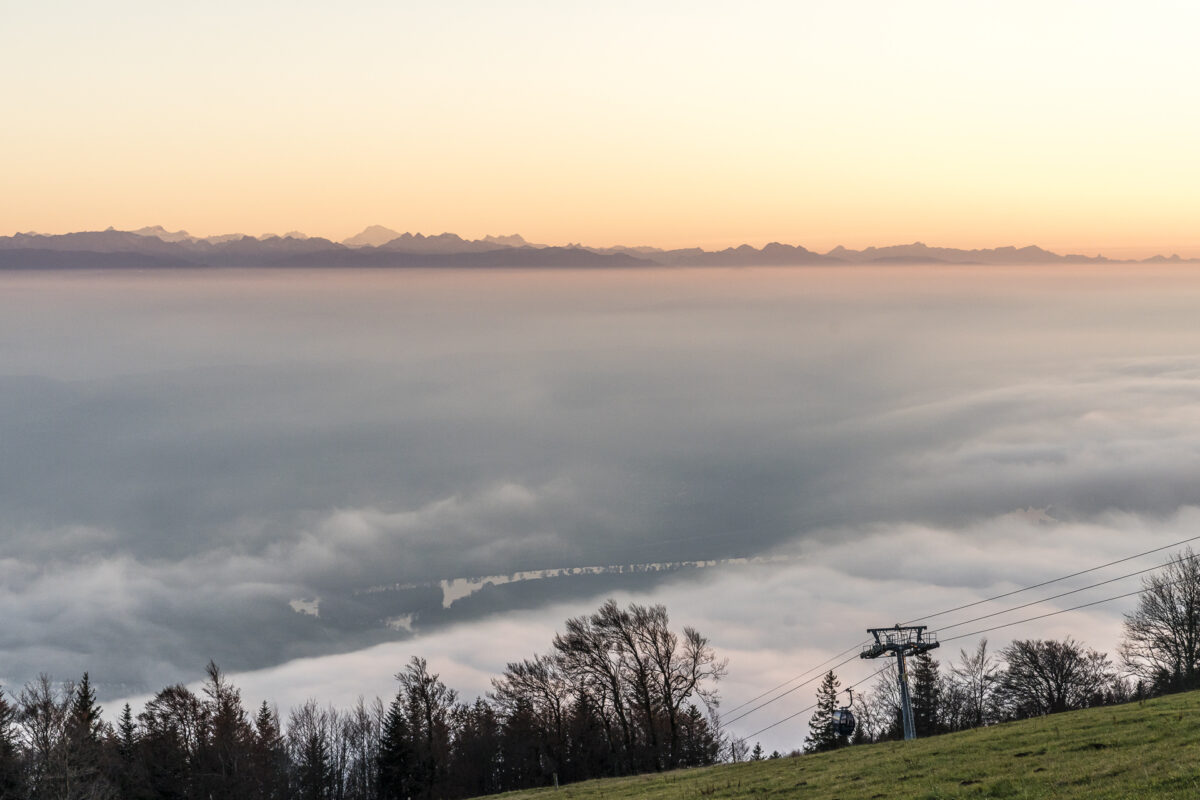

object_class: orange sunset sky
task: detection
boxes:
[4,1,1199,257]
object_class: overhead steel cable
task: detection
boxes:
[936,569,1199,645]
[932,549,1200,635]
[742,664,890,741]
[903,532,1200,626]
[743,571,1194,741]
[723,641,867,715]
[740,701,818,741]
[723,652,863,725]
[727,535,1199,734]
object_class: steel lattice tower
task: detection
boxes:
[860,624,940,741]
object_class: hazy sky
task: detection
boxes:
[5,1,1200,255]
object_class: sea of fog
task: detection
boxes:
[4,264,1200,749]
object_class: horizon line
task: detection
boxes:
[6,226,1197,262]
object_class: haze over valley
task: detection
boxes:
[5,261,1200,754]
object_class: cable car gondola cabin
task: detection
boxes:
[832,707,855,738]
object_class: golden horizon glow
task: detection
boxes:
[4,1,1200,258]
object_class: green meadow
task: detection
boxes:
[482,690,1200,800]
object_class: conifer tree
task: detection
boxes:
[113,702,152,800]
[803,671,845,753]
[0,689,24,799]
[447,698,500,798]
[65,672,103,746]
[199,661,254,798]
[676,704,720,768]
[116,703,137,761]
[910,653,943,737]
[63,672,112,796]
[251,701,289,800]
[377,691,415,800]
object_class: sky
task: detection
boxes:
[4,1,1200,256]
[5,264,1200,752]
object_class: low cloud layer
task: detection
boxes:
[3,265,1200,722]
[107,506,1200,753]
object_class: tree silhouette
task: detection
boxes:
[0,689,24,798]
[0,599,727,797]
[1120,548,1200,695]
[250,701,289,800]
[996,638,1114,717]
[62,672,114,799]
[946,639,999,729]
[910,653,942,737]
[377,689,415,800]
[287,701,333,800]
[803,671,845,753]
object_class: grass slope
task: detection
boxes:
[484,690,1200,800]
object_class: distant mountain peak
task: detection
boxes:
[131,225,195,243]
[482,233,539,248]
[342,225,403,248]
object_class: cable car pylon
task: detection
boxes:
[860,624,939,741]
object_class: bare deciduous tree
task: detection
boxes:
[995,638,1115,718]
[555,600,725,773]
[18,676,69,800]
[946,639,1000,729]
[1120,548,1200,694]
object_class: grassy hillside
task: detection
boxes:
[483,690,1200,800]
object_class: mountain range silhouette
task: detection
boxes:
[0,226,1192,269]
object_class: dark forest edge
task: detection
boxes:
[1,549,1197,799]
[2,228,1198,270]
